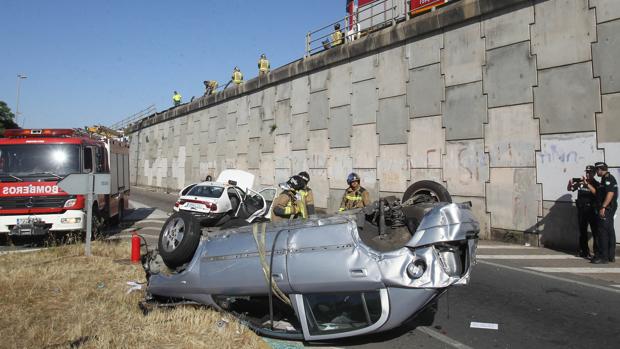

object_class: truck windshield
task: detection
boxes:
[0,144,81,179]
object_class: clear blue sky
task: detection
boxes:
[0,0,343,128]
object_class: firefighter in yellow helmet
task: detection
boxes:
[232,66,244,85]
[271,175,306,222]
[339,172,370,212]
[172,91,182,106]
[203,80,218,95]
[258,54,270,75]
[298,171,315,216]
[332,23,344,47]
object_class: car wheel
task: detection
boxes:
[158,211,202,268]
[402,180,451,205]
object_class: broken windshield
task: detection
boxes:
[0,144,81,179]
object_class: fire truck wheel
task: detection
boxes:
[91,206,105,240]
[158,211,201,269]
[402,180,452,205]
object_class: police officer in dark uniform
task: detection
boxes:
[592,162,618,264]
[567,165,599,258]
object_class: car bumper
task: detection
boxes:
[0,210,85,234]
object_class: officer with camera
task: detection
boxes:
[592,162,617,264]
[567,165,599,258]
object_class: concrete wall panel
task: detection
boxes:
[309,90,329,130]
[411,168,443,184]
[408,63,443,117]
[291,113,309,150]
[377,144,409,193]
[260,119,275,153]
[485,104,539,167]
[377,95,409,144]
[351,124,378,169]
[328,64,352,108]
[538,200,578,251]
[443,82,486,140]
[237,124,249,155]
[291,76,310,115]
[274,135,291,169]
[407,33,443,68]
[443,140,489,197]
[328,148,353,190]
[355,169,379,203]
[442,22,485,86]
[483,6,533,50]
[597,93,620,166]
[351,79,378,125]
[590,0,620,23]
[328,188,344,214]
[247,138,261,169]
[263,87,276,120]
[409,115,444,168]
[216,129,226,156]
[310,69,328,92]
[276,81,291,102]
[592,19,620,94]
[483,42,537,107]
[259,153,275,186]
[536,132,604,201]
[249,90,262,108]
[291,150,308,174]
[237,96,249,125]
[275,169,290,187]
[531,0,596,69]
[248,107,262,138]
[275,100,291,135]
[351,54,377,82]
[377,47,407,99]
[487,168,540,231]
[328,105,352,148]
[307,130,329,169]
[226,112,237,141]
[534,62,600,134]
[309,169,329,209]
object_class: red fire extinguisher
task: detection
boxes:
[131,232,141,263]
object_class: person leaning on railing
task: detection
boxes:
[258,54,270,75]
[332,23,344,46]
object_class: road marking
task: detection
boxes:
[525,267,620,274]
[612,285,620,289]
[479,260,620,294]
[0,248,44,256]
[416,327,474,349]
[477,245,535,249]
[477,255,580,260]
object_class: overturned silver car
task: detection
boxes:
[143,183,479,341]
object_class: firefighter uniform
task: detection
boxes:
[232,68,244,85]
[270,190,303,223]
[258,56,270,74]
[204,80,218,95]
[172,91,182,106]
[332,29,344,46]
[339,187,370,211]
[595,170,618,263]
[299,187,315,216]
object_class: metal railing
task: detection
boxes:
[305,0,403,57]
[109,104,156,132]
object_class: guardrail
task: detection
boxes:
[109,104,157,132]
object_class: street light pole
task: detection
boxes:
[15,74,27,126]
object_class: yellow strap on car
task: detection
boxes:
[252,223,291,306]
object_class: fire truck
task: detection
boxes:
[0,128,130,241]
[346,0,453,32]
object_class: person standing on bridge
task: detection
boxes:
[204,80,218,95]
[332,23,344,47]
[592,162,617,264]
[339,172,370,212]
[232,67,244,85]
[172,91,182,106]
[258,54,270,75]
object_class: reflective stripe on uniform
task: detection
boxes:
[346,195,362,201]
[259,59,269,71]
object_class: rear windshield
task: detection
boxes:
[186,185,224,198]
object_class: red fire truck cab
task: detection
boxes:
[0,129,130,240]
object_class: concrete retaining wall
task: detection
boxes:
[128,0,620,251]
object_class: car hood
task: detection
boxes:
[216,169,254,192]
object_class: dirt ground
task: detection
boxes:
[0,241,268,349]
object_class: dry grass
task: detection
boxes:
[0,241,268,349]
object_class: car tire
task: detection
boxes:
[158,211,202,268]
[402,180,451,204]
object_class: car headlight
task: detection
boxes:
[61,217,81,224]
[64,198,77,208]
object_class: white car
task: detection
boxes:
[173,169,276,227]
